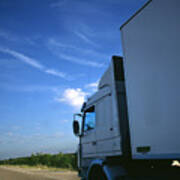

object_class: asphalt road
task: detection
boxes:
[0,166,80,180]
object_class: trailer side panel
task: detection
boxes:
[121,0,180,159]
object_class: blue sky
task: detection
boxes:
[0,0,147,160]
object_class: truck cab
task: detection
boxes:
[73,56,131,179]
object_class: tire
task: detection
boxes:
[89,166,108,180]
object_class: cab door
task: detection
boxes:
[81,106,96,157]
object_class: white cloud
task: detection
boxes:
[0,47,69,80]
[57,88,87,109]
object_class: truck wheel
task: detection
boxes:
[89,166,107,180]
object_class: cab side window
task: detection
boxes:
[84,106,96,132]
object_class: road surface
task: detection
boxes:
[0,166,80,180]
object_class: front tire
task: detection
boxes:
[89,166,107,180]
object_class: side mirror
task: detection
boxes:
[73,120,80,136]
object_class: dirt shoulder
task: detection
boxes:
[0,165,80,180]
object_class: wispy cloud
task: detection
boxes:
[74,31,99,47]
[12,126,22,131]
[60,119,69,124]
[48,38,79,50]
[0,47,69,80]
[48,38,107,58]
[0,29,40,46]
[77,23,95,38]
[59,54,104,68]
[86,82,99,88]
[50,0,67,8]
[45,69,66,78]
[46,68,69,79]
[0,47,44,69]
[0,83,61,93]
[0,29,18,42]
[6,132,13,137]
[85,81,99,92]
[47,38,105,68]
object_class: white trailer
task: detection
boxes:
[121,0,180,160]
[73,0,180,179]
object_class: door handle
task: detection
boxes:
[92,141,96,145]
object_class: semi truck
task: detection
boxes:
[73,0,180,179]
